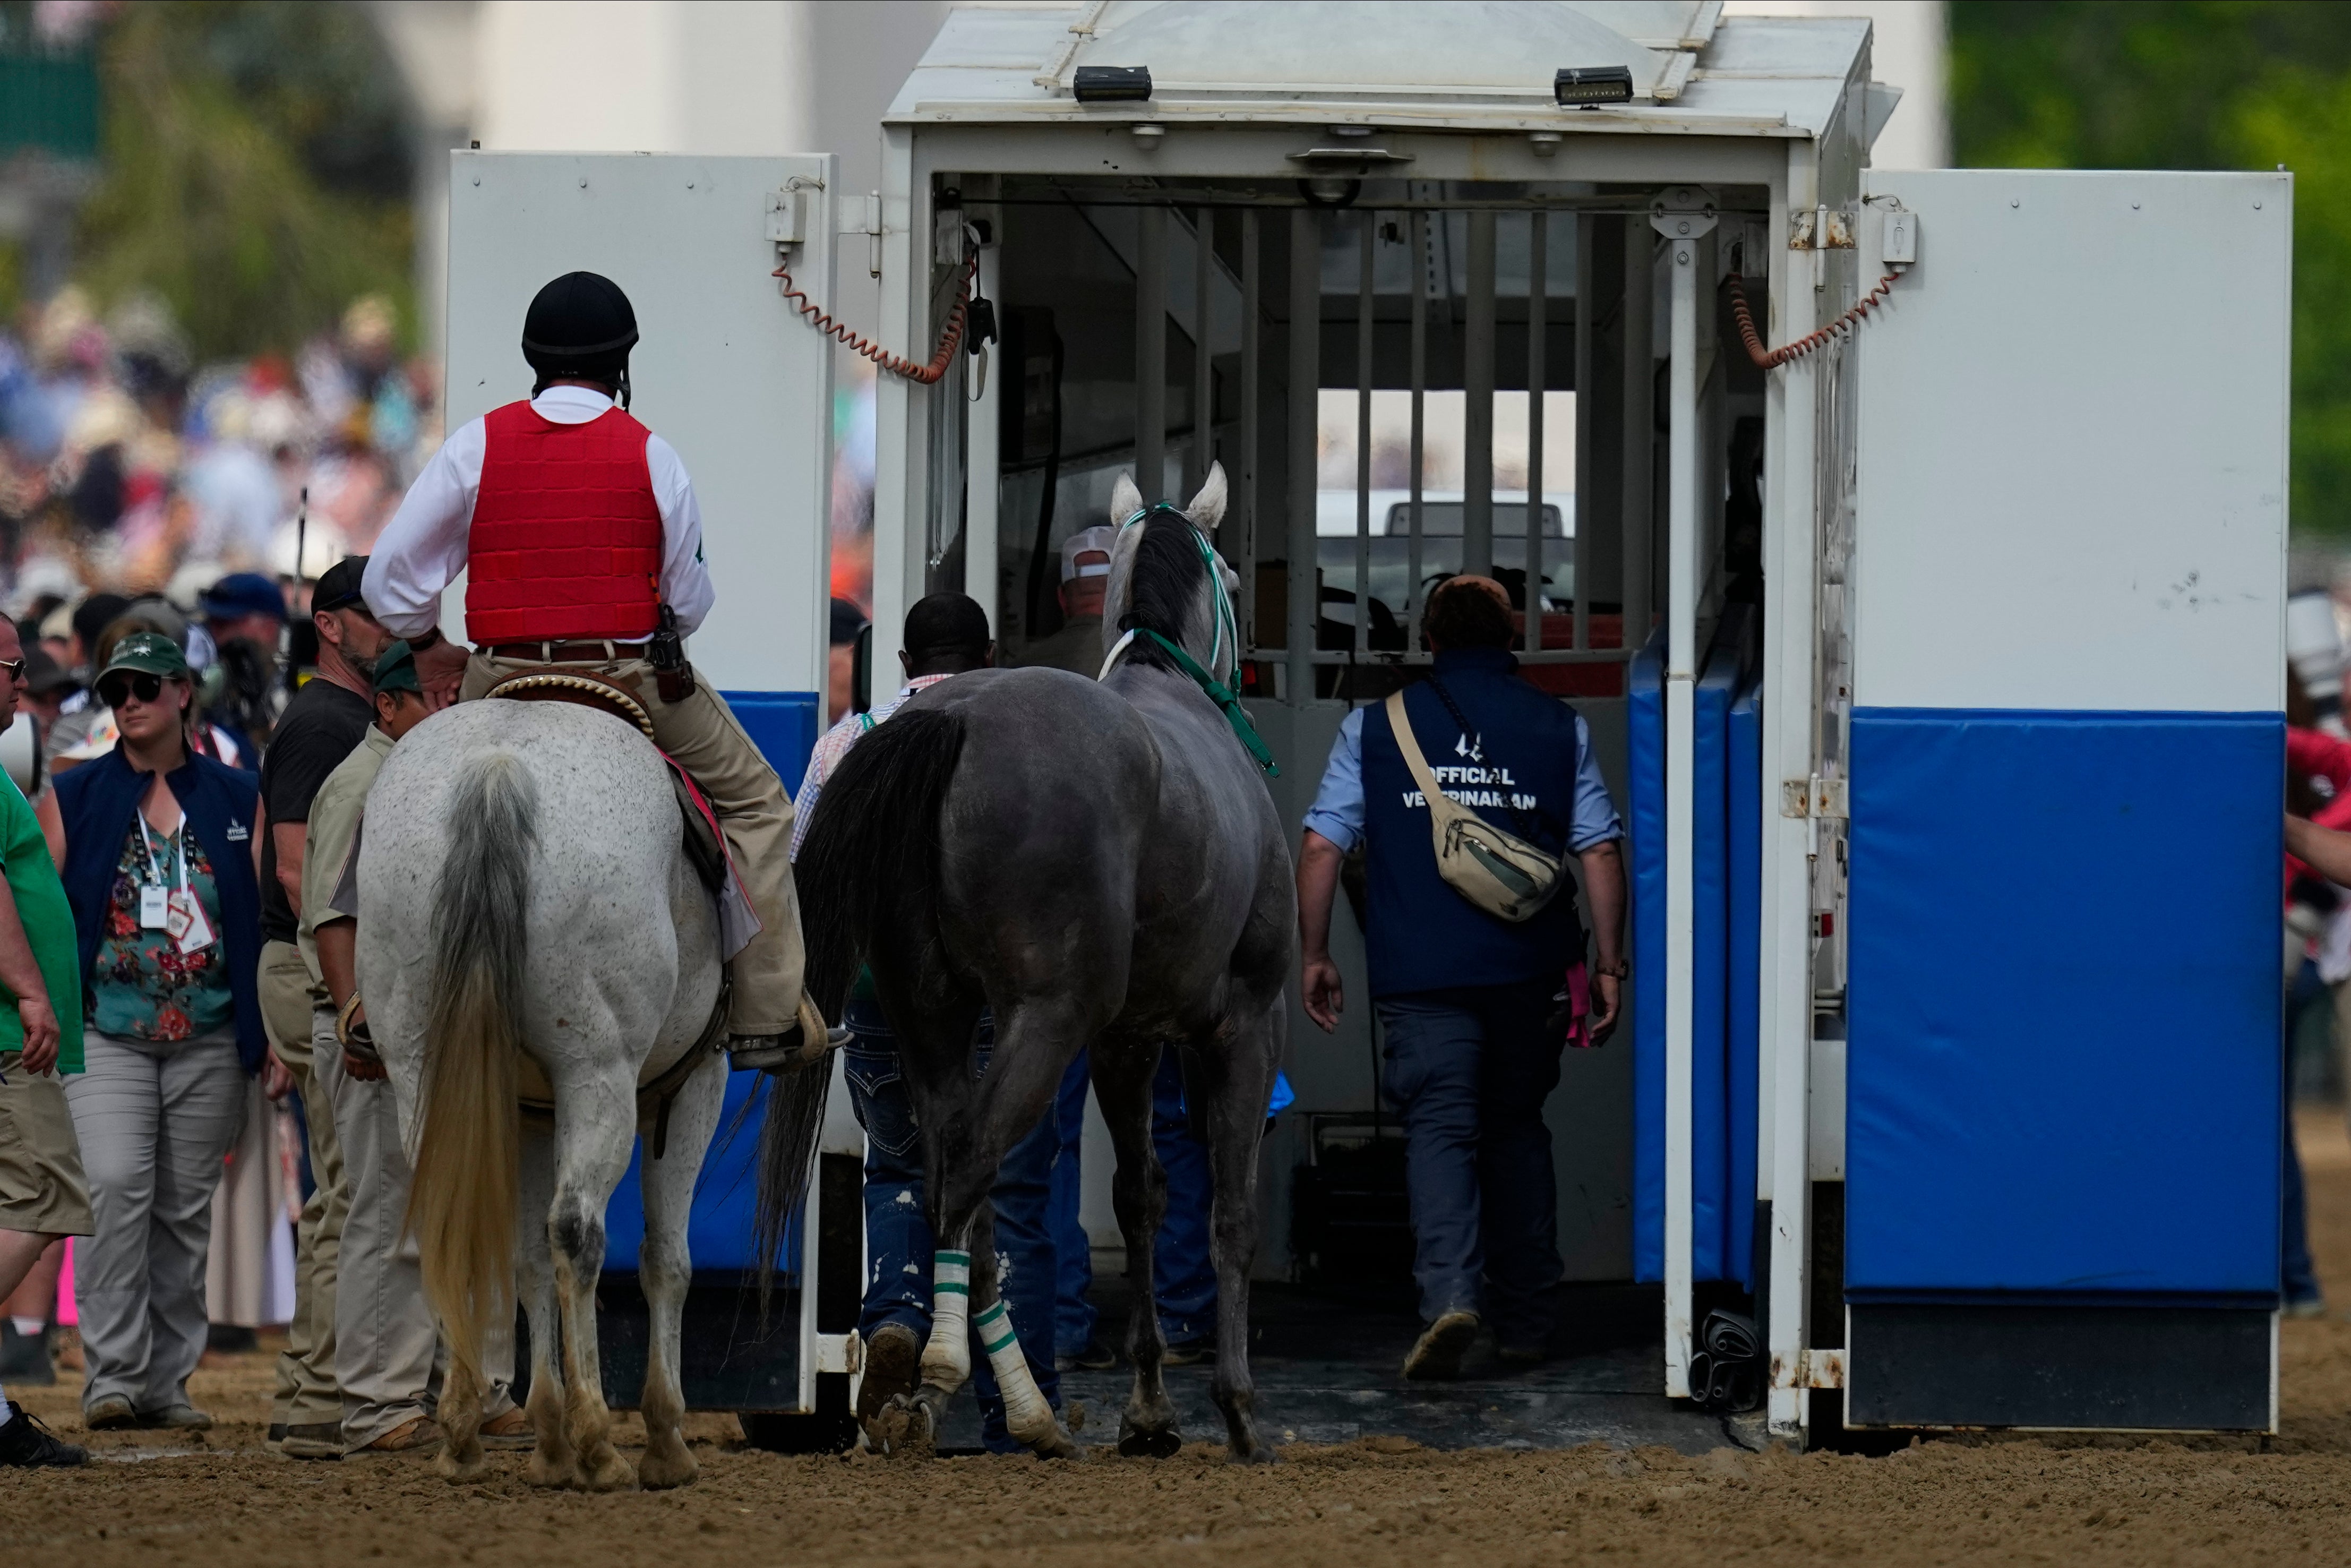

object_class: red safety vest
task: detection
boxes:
[467,399,663,643]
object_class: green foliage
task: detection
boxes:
[1952,2,2351,535]
[70,1,416,363]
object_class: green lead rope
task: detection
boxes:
[1134,627,1280,777]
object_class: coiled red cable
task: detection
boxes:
[1729,269,1902,370]
[772,245,981,385]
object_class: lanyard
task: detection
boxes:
[136,812,189,902]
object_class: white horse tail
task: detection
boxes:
[406,749,537,1389]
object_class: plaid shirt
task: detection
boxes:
[789,674,957,861]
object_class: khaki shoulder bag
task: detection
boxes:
[1383,686,1565,923]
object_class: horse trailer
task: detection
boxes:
[438,1,2290,1447]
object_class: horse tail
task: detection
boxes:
[405,750,537,1389]
[752,706,966,1298]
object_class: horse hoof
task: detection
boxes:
[869,1393,936,1459]
[435,1447,488,1485]
[1118,1421,1182,1459]
[1016,1422,1080,1461]
[580,1447,638,1492]
[636,1447,700,1490]
[1229,1444,1279,1466]
[525,1453,579,1490]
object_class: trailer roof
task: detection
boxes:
[888,2,1873,140]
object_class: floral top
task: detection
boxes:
[91,815,234,1043]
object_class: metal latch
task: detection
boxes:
[814,1330,862,1376]
[1781,776,1848,820]
[839,192,883,279]
[1788,208,1855,251]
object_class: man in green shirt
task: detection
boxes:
[0,612,93,1468]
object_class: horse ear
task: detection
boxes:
[1110,472,1144,524]
[1186,462,1228,532]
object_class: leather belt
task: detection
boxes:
[482,639,649,665]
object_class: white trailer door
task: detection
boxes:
[1842,169,2288,1430]
[444,151,838,695]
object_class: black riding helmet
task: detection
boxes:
[522,271,639,406]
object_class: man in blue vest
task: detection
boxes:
[1296,575,1626,1381]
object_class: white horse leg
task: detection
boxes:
[634,1058,724,1489]
[548,1083,641,1491]
[517,1116,576,1488]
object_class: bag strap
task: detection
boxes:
[1421,673,1543,842]
[1383,690,1454,812]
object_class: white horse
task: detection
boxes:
[359,701,821,1488]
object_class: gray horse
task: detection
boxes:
[361,701,827,1488]
[782,465,1294,1463]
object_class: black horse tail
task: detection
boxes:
[750,706,967,1302]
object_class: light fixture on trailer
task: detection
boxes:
[1555,65,1633,107]
[1074,65,1152,102]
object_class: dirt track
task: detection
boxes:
[10,1113,2351,1567]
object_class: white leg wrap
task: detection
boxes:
[921,1250,973,1390]
[974,1300,1054,1443]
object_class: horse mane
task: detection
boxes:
[1116,508,1206,673]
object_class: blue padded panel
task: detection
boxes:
[605,690,821,1272]
[1727,671,1762,1291]
[1846,708,2283,1298]
[1692,640,1738,1282]
[1630,632,1665,1282]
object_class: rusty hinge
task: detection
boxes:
[1788,208,1856,251]
[1780,776,1848,820]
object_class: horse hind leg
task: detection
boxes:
[517,1117,578,1488]
[632,1059,725,1489]
[550,1099,641,1491]
[1093,1044,1179,1458]
[1202,1008,1280,1463]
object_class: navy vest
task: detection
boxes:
[1361,647,1590,997]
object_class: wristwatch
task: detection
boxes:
[1593,959,1630,980]
[406,626,445,653]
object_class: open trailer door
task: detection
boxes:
[444,151,860,1433]
[1843,168,2289,1430]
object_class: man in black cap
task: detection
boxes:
[252,554,389,1458]
[365,271,812,1067]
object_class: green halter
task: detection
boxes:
[1112,504,1279,777]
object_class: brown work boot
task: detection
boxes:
[349,1416,443,1456]
[857,1322,921,1428]
[478,1407,536,1450]
[1403,1310,1480,1381]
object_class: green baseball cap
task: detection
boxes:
[372,640,423,698]
[98,631,190,682]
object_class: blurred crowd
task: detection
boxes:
[0,286,440,622]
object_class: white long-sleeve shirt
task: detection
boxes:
[363,385,716,642]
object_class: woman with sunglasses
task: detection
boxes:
[45,631,265,1432]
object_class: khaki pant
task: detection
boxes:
[262,939,346,1429]
[0,1050,92,1239]
[315,1004,514,1444]
[463,650,805,1035]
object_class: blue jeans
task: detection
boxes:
[1049,1049,1222,1355]
[2284,961,2326,1305]
[1374,979,1564,1347]
[1050,1053,1097,1358]
[841,999,1060,1452]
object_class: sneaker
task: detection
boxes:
[2285,1292,2328,1321]
[349,1416,442,1456]
[478,1408,536,1450]
[0,1321,55,1385]
[138,1403,214,1431]
[1160,1338,1216,1366]
[265,1421,287,1453]
[1056,1336,1117,1373]
[84,1393,138,1430]
[280,1420,345,1460]
[0,1407,86,1468]
[1403,1310,1480,1381]
[857,1322,921,1427]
